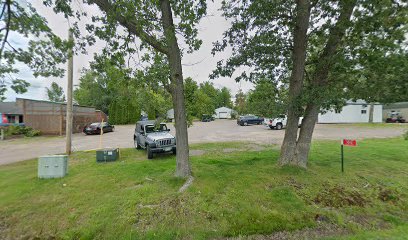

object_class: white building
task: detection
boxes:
[166,109,174,121]
[213,107,234,119]
[318,100,383,123]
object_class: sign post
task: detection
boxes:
[341,139,357,173]
[341,144,344,172]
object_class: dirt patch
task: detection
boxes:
[378,188,399,203]
[222,223,349,240]
[190,150,206,156]
[248,144,267,151]
[134,195,193,232]
[223,148,241,153]
[314,185,368,208]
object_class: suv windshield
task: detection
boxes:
[145,124,168,133]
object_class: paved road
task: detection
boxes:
[0,120,406,165]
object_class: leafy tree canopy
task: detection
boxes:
[0,1,71,101]
[212,0,408,110]
[46,82,66,102]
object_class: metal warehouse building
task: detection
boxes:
[318,100,383,123]
[0,98,107,135]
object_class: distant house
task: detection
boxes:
[382,102,408,121]
[213,107,234,119]
[318,100,383,123]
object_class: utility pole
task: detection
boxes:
[65,28,74,155]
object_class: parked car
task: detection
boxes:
[83,122,114,135]
[201,114,215,122]
[265,115,303,130]
[237,115,264,126]
[385,112,406,123]
[134,120,176,159]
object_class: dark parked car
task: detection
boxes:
[201,114,215,122]
[83,122,114,135]
[134,120,176,159]
[237,115,264,126]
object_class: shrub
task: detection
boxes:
[5,126,40,137]
[24,129,41,137]
[6,125,24,135]
[403,130,408,140]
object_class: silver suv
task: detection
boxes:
[134,120,176,159]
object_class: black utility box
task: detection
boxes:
[96,148,119,162]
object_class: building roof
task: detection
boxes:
[215,106,233,112]
[345,99,381,105]
[383,102,408,109]
[0,102,23,115]
[16,98,95,108]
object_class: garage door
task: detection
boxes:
[219,112,228,119]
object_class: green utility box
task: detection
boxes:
[38,155,68,179]
[96,148,119,163]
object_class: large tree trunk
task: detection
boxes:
[280,0,356,168]
[279,0,311,166]
[368,103,374,123]
[160,0,191,177]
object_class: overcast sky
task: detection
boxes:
[5,0,253,101]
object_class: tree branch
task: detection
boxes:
[0,0,11,59]
[89,0,169,55]
[315,0,357,83]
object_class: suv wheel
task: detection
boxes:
[134,138,141,149]
[172,148,176,155]
[276,123,283,130]
[147,145,153,159]
[243,122,248,126]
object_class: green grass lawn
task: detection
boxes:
[0,139,407,239]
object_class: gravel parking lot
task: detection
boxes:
[0,120,406,165]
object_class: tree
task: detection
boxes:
[184,77,199,122]
[234,89,248,115]
[194,89,215,117]
[46,0,207,177]
[75,55,172,124]
[46,82,66,102]
[247,80,286,117]
[213,0,408,167]
[0,1,70,101]
[217,87,233,108]
[74,70,112,114]
[199,81,220,108]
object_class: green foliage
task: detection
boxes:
[74,70,114,114]
[46,82,65,102]
[1,138,408,238]
[108,98,140,125]
[184,78,233,119]
[212,0,408,112]
[403,130,408,141]
[234,89,248,115]
[24,129,41,137]
[247,80,287,117]
[74,55,172,125]
[5,125,41,137]
[0,1,71,100]
[218,87,233,108]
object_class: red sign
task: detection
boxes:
[342,139,357,147]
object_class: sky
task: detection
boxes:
[5,0,254,102]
